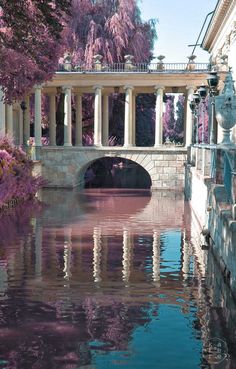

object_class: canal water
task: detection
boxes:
[0,189,235,369]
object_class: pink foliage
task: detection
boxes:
[0,135,44,207]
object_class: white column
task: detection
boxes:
[6,104,13,136]
[0,89,6,134]
[93,227,102,283]
[49,92,56,146]
[94,85,103,146]
[124,85,133,147]
[75,93,83,146]
[154,86,164,147]
[63,86,72,146]
[132,93,136,146]
[102,93,109,146]
[34,85,42,146]
[152,231,160,285]
[122,229,131,284]
[24,96,31,145]
[185,86,195,146]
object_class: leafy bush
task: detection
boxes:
[0,135,44,208]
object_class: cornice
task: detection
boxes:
[202,0,235,51]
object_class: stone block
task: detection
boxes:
[163,167,177,174]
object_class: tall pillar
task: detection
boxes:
[185,86,195,146]
[0,89,6,134]
[132,93,136,146]
[24,96,31,145]
[75,93,83,146]
[102,93,109,146]
[6,104,13,136]
[93,227,102,283]
[18,106,23,145]
[154,86,164,147]
[94,85,103,146]
[124,85,133,147]
[34,85,42,146]
[49,92,56,146]
[152,231,160,285]
[63,86,72,146]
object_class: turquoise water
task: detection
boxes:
[0,189,235,369]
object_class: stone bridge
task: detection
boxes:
[36,146,187,190]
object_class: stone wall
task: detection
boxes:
[185,165,236,299]
[36,147,187,190]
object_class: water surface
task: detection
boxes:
[0,189,235,369]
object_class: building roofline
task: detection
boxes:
[201,0,232,51]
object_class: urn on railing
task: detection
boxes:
[187,55,196,70]
[93,54,103,71]
[215,69,236,146]
[124,54,134,70]
[63,52,72,71]
[156,55,165,70]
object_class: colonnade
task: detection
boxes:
[0,85,195,147]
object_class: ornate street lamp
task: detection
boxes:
[206,71,219,144]
[215,70,236,146]
[198,85,208,144]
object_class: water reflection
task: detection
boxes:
[0,189,235,368]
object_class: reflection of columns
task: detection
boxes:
[185,86,195,146]
[35,221,42,280]
[0,89,6,134]
[75,93,83,146]
[122,229,131,284]
[102,93,109,146]
[24,96,31,145]
[0,261,8,299]
[124,85,133,147]
[34,85,42,146]
[154,86,164,146]
[49,92,56,146]
[63,86,72,146]
[63,228,72,280]
[94,85,103,146]
[152,231,160,285]
[132,93,136,146]
[6,104,13,136]
[182,235,190,279]
[93,227,102,283]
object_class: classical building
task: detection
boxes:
[202,0,236,141]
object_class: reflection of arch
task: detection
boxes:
[77,156,152,189]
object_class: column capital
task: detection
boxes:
[93,85,103,91]
[124,85,134,91]
[154,85,165,91]
[62,85,72,93]
[186,85,195,92]
[34,84,42,90]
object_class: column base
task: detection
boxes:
[64,143,72,147]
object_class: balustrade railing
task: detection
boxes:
[193,144,236,220]
[57,62,209,73]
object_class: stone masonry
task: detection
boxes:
[36,146,187,190]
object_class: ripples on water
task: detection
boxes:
[0,189,235,369]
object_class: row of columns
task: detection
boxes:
[0,85,194,147]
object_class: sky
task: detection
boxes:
[139,0,218,63]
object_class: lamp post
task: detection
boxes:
[198,85,208,144]
[206,71,219,144]
[189,93,200,144]
[20,100,27,146]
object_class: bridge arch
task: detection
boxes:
[75,153,154,189]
